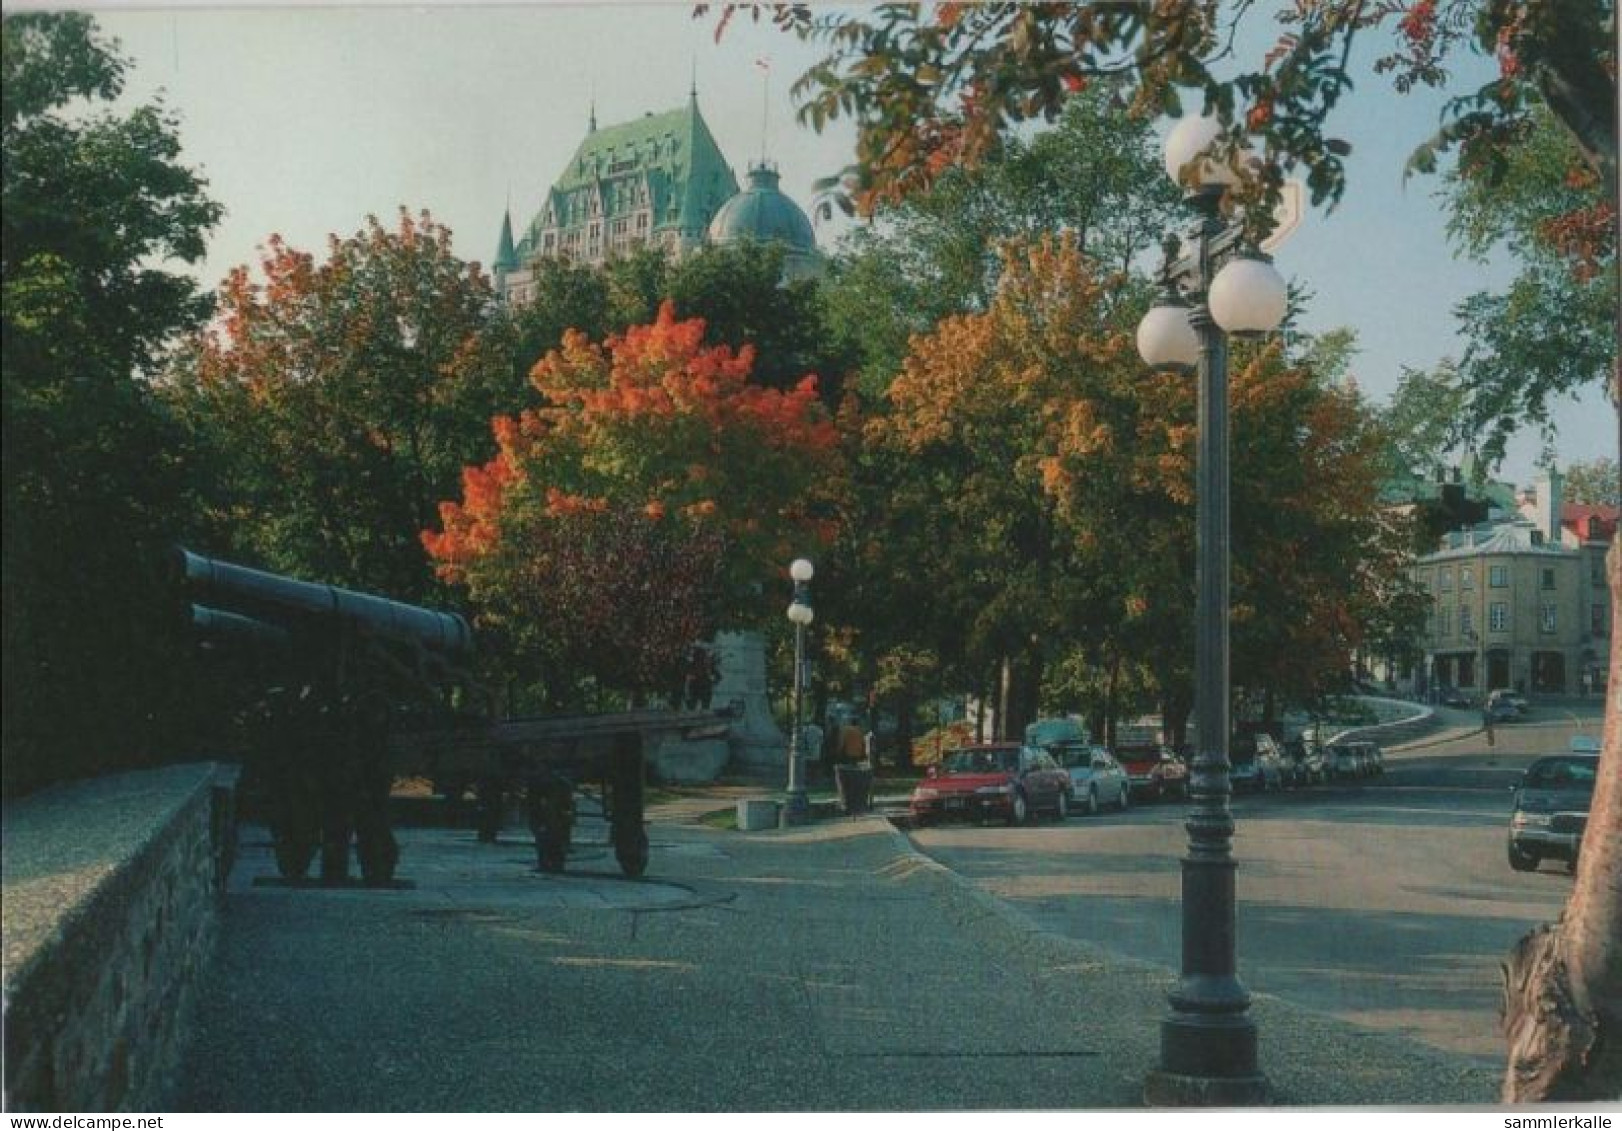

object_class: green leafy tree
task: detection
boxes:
[821,88,1181,397]
[2,12,223,795]
[503,241,849,402]
[499,255,612,381]
[1382,360,1472,480]
[1563,457,1620,508]
[165,210,516,601]
[666,241,843,394]
[1444,104,1617,465]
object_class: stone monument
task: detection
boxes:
[712,630,786,774]
[647,630,785,783]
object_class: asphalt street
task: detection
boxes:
[907,714,1599,1063]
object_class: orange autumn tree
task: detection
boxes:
[426,301,843,706]
[868,236,1404,743]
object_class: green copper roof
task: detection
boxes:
[512,99,739,262]
[494,210,518,272]
[707,163,817,253]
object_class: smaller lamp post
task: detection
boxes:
[783,558,815,824]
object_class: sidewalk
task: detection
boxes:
[175,800,1499,1111]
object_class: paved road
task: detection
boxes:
[904,715,1600,1063]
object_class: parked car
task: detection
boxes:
[1485,690,1528,722]
[1258,734,1298,787]
[1327,742,1364,780]
[1485,688,1524,713]
[1025,717,1087,748]
[909,743,1070,826]
[1050,741,1131,814]
[1298,736,1332,783]
[1437,686,1474,708]
[1360,741,1385,776]
[1229,732,1287,792]
[1280,737,1315,786]
[1507,749,1599,873]
[1114,743,1189,801]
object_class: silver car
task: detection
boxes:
[1049,741,1131,815]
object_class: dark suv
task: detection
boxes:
[1508,750,1599,873]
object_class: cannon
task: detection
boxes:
[180,549,733,884]
[181,548,480,887]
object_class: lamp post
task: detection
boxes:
[1137,115,1287,1107]
[783,558,815,825]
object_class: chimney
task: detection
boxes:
[1535,470,1563,545]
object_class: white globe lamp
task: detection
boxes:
[1137,302,1201,371]
[1208,256,1288,335]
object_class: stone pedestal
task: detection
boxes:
[735,798,780,831]
[648,737,730,784]
[712,630,786,775]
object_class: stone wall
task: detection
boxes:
[2,763,236,1112]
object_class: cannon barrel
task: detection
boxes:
[176,548,473,656]
[190,603,292,651]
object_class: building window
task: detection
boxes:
[1489,564,1509,588]
[1461,567,1474,591]
[1439,567,1453,592]
[1490,603,1508,632]
[1541,603,1557,633]
[1541,567,1556,591]
[1439,606,1451,636]
[1593,557,1606,586]
[1460,606,1473,636]
[1593,604,1609,637]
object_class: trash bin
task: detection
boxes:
[834,764,874,815]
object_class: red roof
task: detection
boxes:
[1562,503,1619,542]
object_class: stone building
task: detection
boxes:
[1412,472,1613,698]
[493,91,820,303]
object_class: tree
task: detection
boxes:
[1382,360,1472,480]
[499,255,612,382]
[715,0,1619,1097]
[1563,458,1620,508]
[501,241,851,403]
[867,237,1399,744]
[1443,105,1617,466]
[2,12,222,795]
[440,502,728,711]
[425,302,844,704]
[164,210,516,602]
[709,2,1615,213]
[820,88,1181,397]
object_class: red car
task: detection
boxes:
[1114,743,1189,801]
[910,743,1071,826]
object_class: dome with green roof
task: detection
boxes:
[707,162,822,279]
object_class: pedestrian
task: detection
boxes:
[800,720,825,783]
[1482,705,1496,747]
[838,721,865,765]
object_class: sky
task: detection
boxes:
[32,1,1617,487]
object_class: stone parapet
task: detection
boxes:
[2,763,236,1111]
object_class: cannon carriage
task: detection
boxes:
[180,548,733,885]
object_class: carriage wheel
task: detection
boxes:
[609,733,647,878]
[529,779,575,874]
[614,824,649,878]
